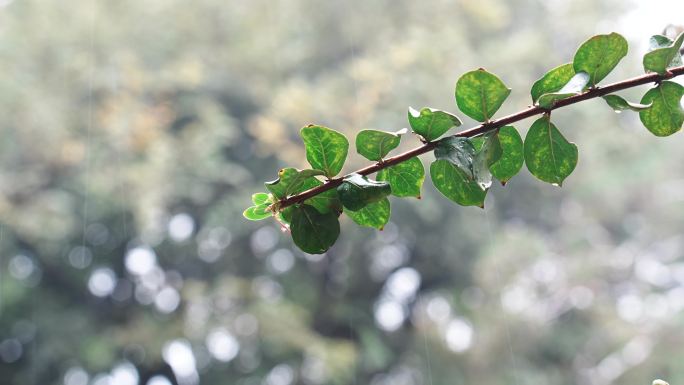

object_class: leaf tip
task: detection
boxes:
[408,106,419,117]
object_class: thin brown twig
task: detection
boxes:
[277,65,684,210]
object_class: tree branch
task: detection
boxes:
[278,65,684,210]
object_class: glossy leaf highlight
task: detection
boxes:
[471,133,502,189]
[434,136,499,189]
[602,95,652,112]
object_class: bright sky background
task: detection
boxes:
[618,0,684,45]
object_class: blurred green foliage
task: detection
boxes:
[1,0,684,385]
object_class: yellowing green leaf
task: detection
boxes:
[377,156,425,198]
[345,198,390,230]
[573,32,628,86]
[355,129,403,161]
[536,72,590,109]
[639,81,684,136]
[489,126,524,184]
[530,63,575,103]
[524,116,578,186]
[430,159,486,207]
[408,107,462,141]
[644,33,684,74]
[455,69,511,122]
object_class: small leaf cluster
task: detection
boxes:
[245,32,684,254]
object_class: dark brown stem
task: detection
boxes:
[278,65,684,210]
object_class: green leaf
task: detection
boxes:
[300,125,349,178]
[337,173,391,211]
[266,168,341,214]
[473,132,503,166]
[307,188,343,215]
[408,107,462,141]
[573,32,628,86]
[643,33,684,74]
[434,136,477,175]
[355,129,404,161]
[455,69,511,122]
[536,72,590,109]
[430,159,486,207]
[284,169,326,196]
[266,168,318,199]
[377,156,425,198]
[639,81,684,137]
[252,192,271,206]
[265,168,297,199]
[602,95,652,112]
[345,198,390,230]
[291,204,340,254]
[530,63,575,103]
[524,116,578,186]
[243,205,271,221]
[279,207,294,224]
[650,35,675,50]
[647,35,683,67]
[471,132,502,189]
[489,126,524,185]
[434,135,498,189]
